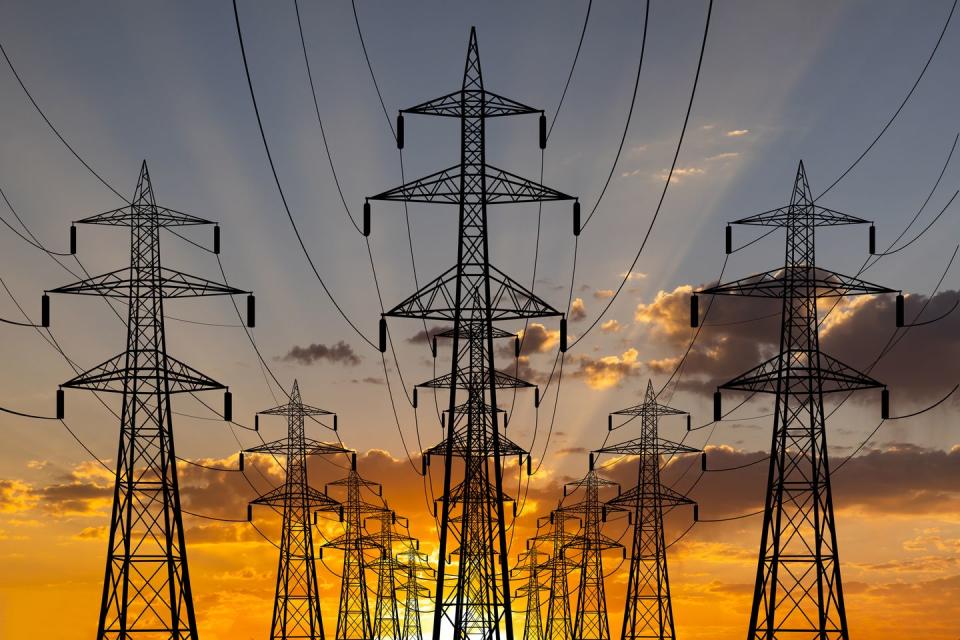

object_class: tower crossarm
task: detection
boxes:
[417,367,533,390]
[608,484,695,509]
[424,425,528,458]
[720,350,884,394]
[48,266,248,299]
[611,403,686,419]
[730,204,869,228]
[369,164,572,205]
[259,401,332,417]
[76,205,215,228]
[244,437,350,457]
[61,351,225,393]
[594,437,700,457]
[251,484,342,510]
[403,88,540,119]
[385,264,561,321]
[698,266,896,299]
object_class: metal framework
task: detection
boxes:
[324,454,383,640]
[368,504,423,640]
[368,27,575,640]
[535,507,580,640]
[246,381,348,639]
[512,546,548,640]
[695,162,896,639]
[47,161,250,639]
[564,456,623,640]
[397,548,434,640]
[595,381,699,640]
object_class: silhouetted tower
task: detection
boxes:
[324,454,383,640]
[397,548,434,640]
[45,161,253,639]
[368,505,414,640]
[594,380,699,640]
[367,27,576,640]
[246,380,348,640]
[564,456,623,640]
[512,547,548,640]
[537,507,579,640]
[692,161,898,639]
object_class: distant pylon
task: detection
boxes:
[536,506,579,640]
[564,455,623,640]
[512,546,548,640]
[594,380,699,640]
[46,161,252,639]
[693,161,899,638]
[367,26,577,640]
[397,547,434,640]
[324,454,383,640]
[245,380,349,639]
[368,504,416,640]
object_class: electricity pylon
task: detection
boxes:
[368,505,416,640]
[367,27,576,640]
[512,546,548,640]
[564,455,623,640]
[397,548,434,640]
[46,161,252,639]
[324,454,383,640]
[594,380,699,640]
[536,506,580,640]
[693,161,898,638]
[245,380,349,639]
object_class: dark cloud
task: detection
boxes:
[280,341,361,366]
[406,325,453,345]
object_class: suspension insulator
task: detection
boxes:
[560,317,568,352]
[725,225,732,254]
[701,452,708,472]
[515,335,521,358]
[213,225,220,255]
[239,452,245,471]
[41,294,50,328]
[56,388,64,420]
[363,200,371,236]
[881,388,890,419]
[246,294,256,328]
[608,414,613,431]
[534,387,541,408]
[396,113,405,149]
[339,506,345,522]
[431,335,438,358]
[693,504,699,522]
[713,390,722,422]
[690,294,699,328]
[379,317,388,353]
[527,455,532,476]
[573,200,581,236]
[512,502,517,518]
[333,414,338,432]
[223,391,233,422]
[254,414,259,432]
[601,506,607,523]
[895,293,905,327]
[538,112,547,149]
[869,224,876,255]
[433,503,438,518]
[422,455,428,475]
[686,414,691,431]
[70,225,77,255]
[412,387,418,409]
[589,452,595,471]
[441,413,446,430]
[350,452,357,471]
[247,505,253,522]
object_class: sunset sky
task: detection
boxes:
[1,1,959,638]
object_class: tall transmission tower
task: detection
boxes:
[512,546,548,640]
[535,507,579,640]
[594,380,699,640]
[368,504,418,640]
[245,380,349,640]
[397,547,434,640]
[367,27,576,640]
[564,455,623,640]
[45,161,252,639]
[324,453,383,640]
[692,161,898,638]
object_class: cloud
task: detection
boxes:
[594,289,615,300]
[406,325,452,345]
[725,129,750,137]
[707,152,740,161]
[0,480,37,513]
[571,348,642,390]
[619,271,648,281]
[497,323,559,359]
[570,298,587,322]
[600,319,622,333]
[280,341,361,366]
[658,167,705,184]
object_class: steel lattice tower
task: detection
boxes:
[368,505,417,640]
[564,456,623,640]
[694,161,897,639]
[594,380,699,640]
[397,547,434,640]
[246,380,349,640]
[536,506,579,640]
[46,161,251,639]
[367,27,575,640]
[512,547,548,640]
[324,454,383,640]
